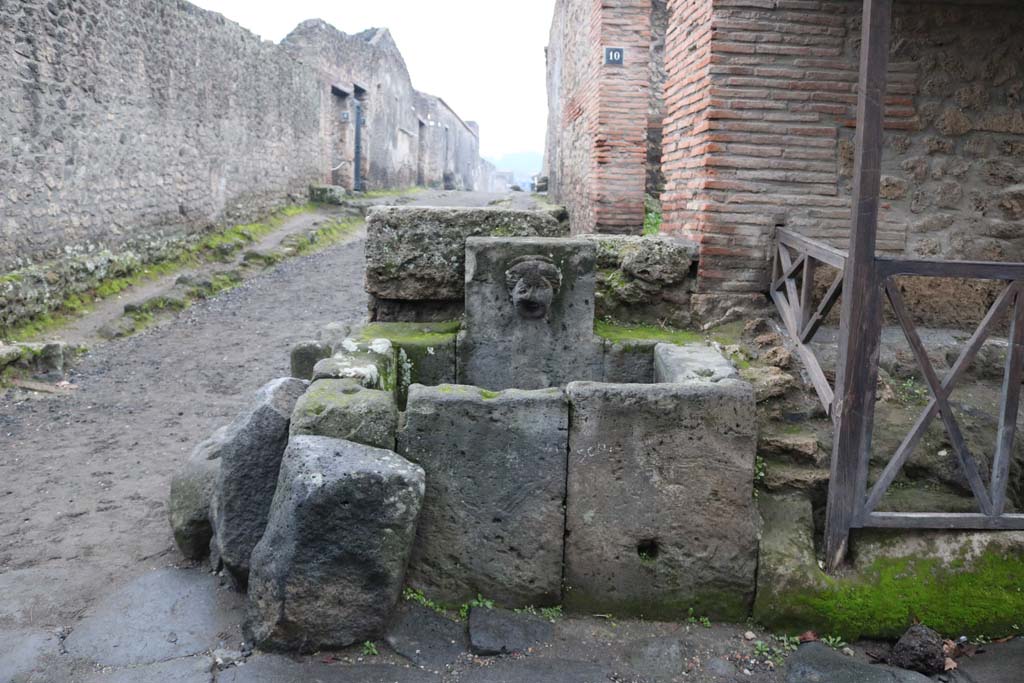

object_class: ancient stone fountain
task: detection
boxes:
[169,210,758,653]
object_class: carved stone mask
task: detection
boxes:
[505,256,563,320]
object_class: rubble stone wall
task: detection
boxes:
[0,0,322,275]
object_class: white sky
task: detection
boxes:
[189,0,556,161]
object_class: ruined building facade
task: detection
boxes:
[0,1,484,299]
[545,0,1024,313]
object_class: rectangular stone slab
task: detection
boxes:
[398,384,568,607]
[365,207,566,302]
[564,379,758,621]
[458,237,603,389]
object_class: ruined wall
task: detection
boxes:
[661,0,1024,313]
[414,93,482,191]
[0,0,321,276]
[282,22,419,191]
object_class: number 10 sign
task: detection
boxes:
[604,47,624,66]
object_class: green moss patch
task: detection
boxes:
[594,320,701,345]
[358,321,461,345]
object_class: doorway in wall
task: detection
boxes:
[353,86,367,192]
[417,120,427,187]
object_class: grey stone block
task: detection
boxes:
[654,343,737,383]
[564,379,758,621]
[365,206,566,302]
[312,339,396,393]
[385,602,469,669]
[458,237,603,389]
[602,339,657,383]
[169,426,225,561]
[290,378,398,450]
[210,377,307,588]
[246,435,425,652]
[290,339,331,380]
[398,384,568,607]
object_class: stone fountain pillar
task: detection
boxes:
[457,237,604,390]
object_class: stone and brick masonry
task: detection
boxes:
[546,0,1024,323]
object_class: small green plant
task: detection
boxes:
[754,640,789,666]
[774,634,800,652]
[895,377,929,406]
[459,594,495,621]
[402,587,446,615]
[685,608,711,628]
[754,456,767,486]
[362,640,379,656]
[643,194,662,236]
[822,635,847,649]
[515,605,564,622]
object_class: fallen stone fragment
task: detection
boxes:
[210,377,307,588]
[468,607,553,656]
[385,602,468,669]
[312,340,395,392]
[169,426,226,560]
[290,378,398,450]
[290,339,331,380]
[246,435,425,652]
[889,624,945,675]
[785,642,930,682]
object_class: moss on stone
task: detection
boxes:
[479,389,501,400]
[594,320,701,345]
[358,321,461,345]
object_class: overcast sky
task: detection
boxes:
[190,0,555,162]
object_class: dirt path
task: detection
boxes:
[0,190,530,632]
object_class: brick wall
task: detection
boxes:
[545,0,654,235]
[662,0,1024,308]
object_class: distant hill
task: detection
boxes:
[485,152,543,185]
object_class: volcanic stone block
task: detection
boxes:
[169,425,226,560]
[468,607,553,655]
[312,338,396,393]
[654,343,738,383]
[210,377,307,588]
[358,321,460,408]
[246,435,425,652]
[398,384,568,606]
[290,340,331,380]
[289,379,398,450]
[602,339,657,383]
[365,206,566,303]
[458,237,603,390]
[564,379,758,621]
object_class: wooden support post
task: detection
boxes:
[823,0,893,571]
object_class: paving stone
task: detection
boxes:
[0,629,59,683]
[468,607,553,656]
[385,602,468,670]
[459,658,610,683]
[218,655,439,682]
[289,378,398,450]
[62,568,244,668]
[398,384,568,606]
[0,565,94,625]
[945,637,1024,683]
[654,343,738,383]
[564,379,758,621]
[458,237,603,390]
[246,436,425,652]
[79,656,214,683]
[210,377,307,588]
[621,636,692,679]
[785,642,930,682]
